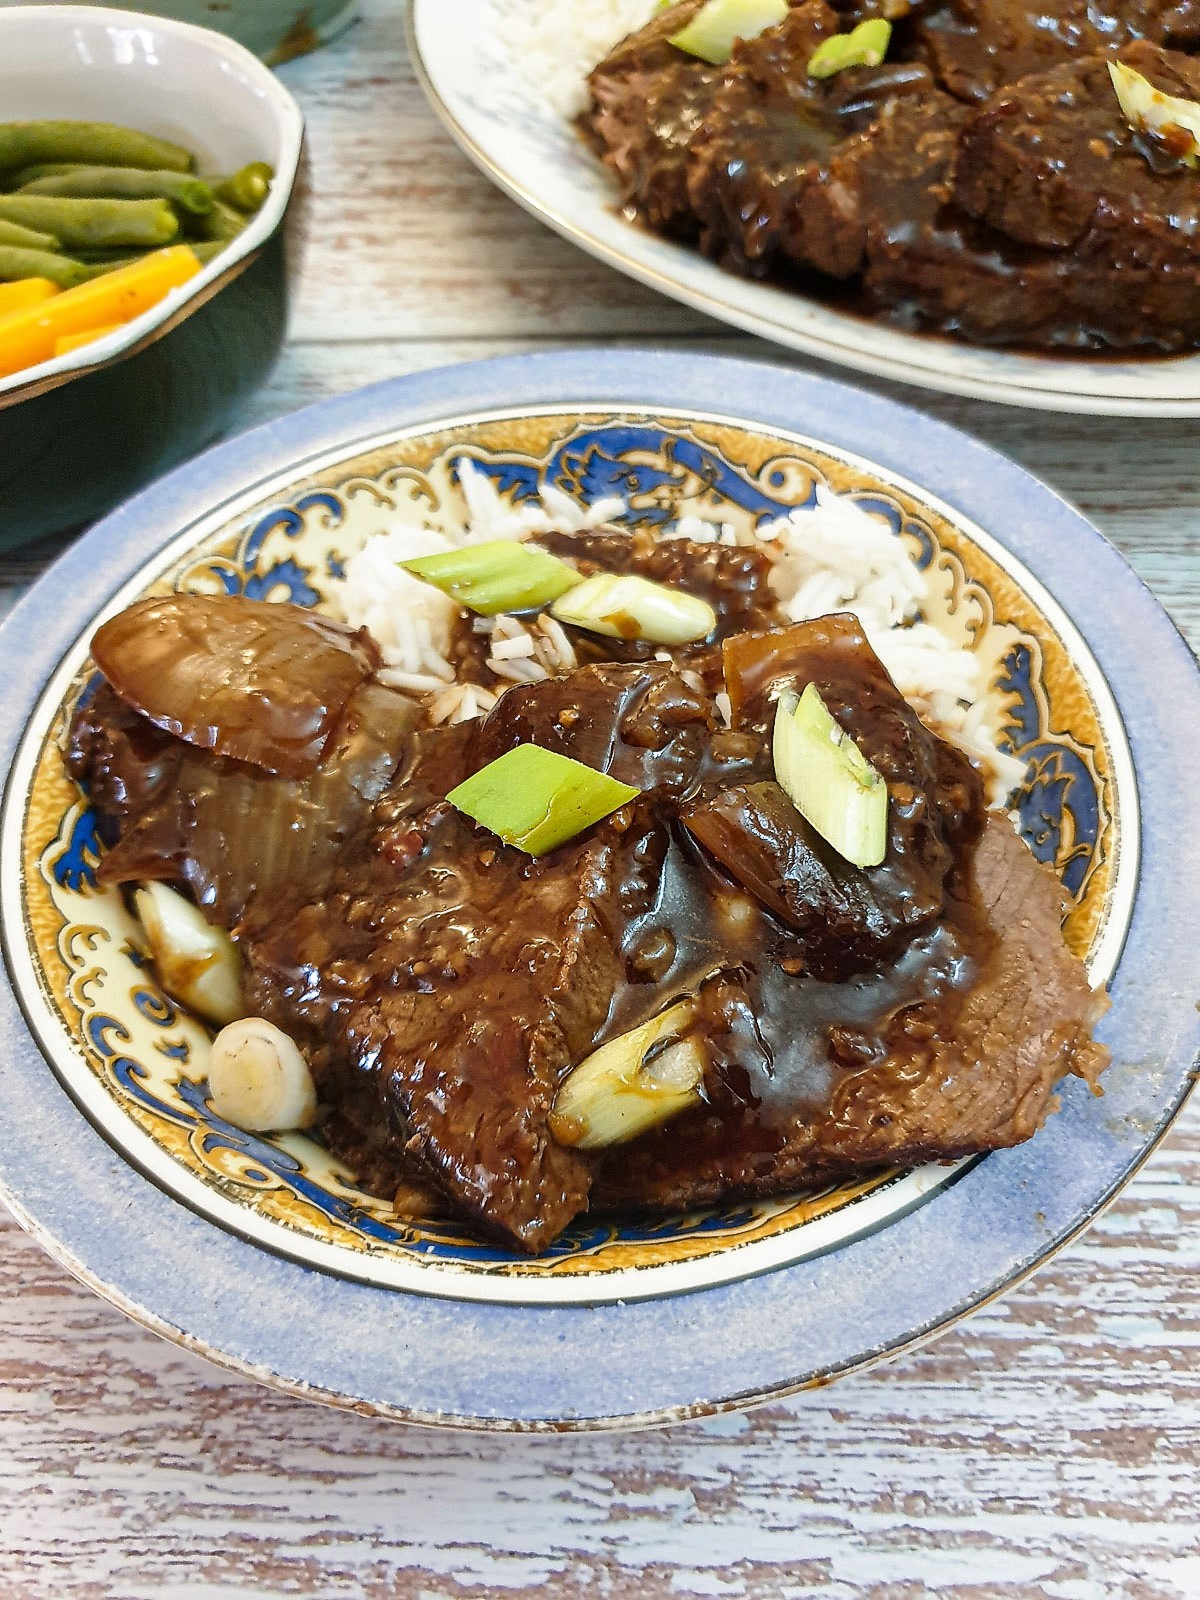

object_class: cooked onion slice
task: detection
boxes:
[133,881,243,1025]
[399,540,583,615]
[773,684,888,868]
[101,680,421,930]
[1109,59,1200,166]
[207,1018,317,1132]
[550,1001,706,1150]
[91,594,379,779]
[550,573,716,645]
[670,0,788,65]
[447,743,640,855]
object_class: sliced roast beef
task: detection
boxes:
[581,0,722,236]
[954,44,1200,250]
[684,2,934,274]
[582,0,1200,351]
[914,0,1200,106]
[797,78,1200,349]
[691,615,983,975]
[799,90,971,280]
[243,663,716,1251]
[593,814,1108,1214]
[681,779,913,975]
[72,589,1109,1253]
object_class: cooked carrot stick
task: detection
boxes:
[54,322,124,357]
[0,277,59,316]
[0,244,201,380]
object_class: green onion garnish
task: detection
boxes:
[1108,59,1200,167]
[669,0,789,66]
[808,19,892,80]
[549,999,705,1150]
[398,540,584,616]
[550,572,717,645]
[772,683,888,868]
[446,744,640,855]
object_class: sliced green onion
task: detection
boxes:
[669,0,789,66]
[398,540,584,616]
[772,684,888,868]
[208,1017,316,1132]
[549,1000,705,1150]
[134,881,243,1026]
[1108,59,1200,167]
[550,572,716,645]
[446,743,640,855]
[808,19,892,79]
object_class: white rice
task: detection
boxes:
[333,458,607,695]
[331,464,1024,804]
[497,0,659,119]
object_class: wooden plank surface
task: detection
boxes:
[2,2,1199,1595]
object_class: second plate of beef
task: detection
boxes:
[412,0,1200,411]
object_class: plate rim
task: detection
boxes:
[2,401,1137,1306]
[406,0,1200,419]
[1,347,1197,1430]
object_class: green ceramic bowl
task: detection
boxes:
[67,0,359,64]
[0,5,303,553]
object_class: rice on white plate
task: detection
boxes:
[332,458,1027,805]
[497,0,660,118]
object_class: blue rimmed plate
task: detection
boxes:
[0,350,1196,1429]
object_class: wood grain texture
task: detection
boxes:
[2,1,1199,1595]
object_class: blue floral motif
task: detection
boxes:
[999,643,1101,897]
[242,558,321,607]
[173,1080,405,1245]
[201,492,342,602]
[454,455,541,502]
[88,1013,131,1055]
[999,643,1043,748]
[52,806,104,891]
[468,425,817,527]
[89,1013,194,1127]
[1011,748,1100,898]
[133,988,178,1027]
[243,492,343,565]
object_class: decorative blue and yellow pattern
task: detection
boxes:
[23,411,1119,1300]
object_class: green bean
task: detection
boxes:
[77,255,143,280]
[0,195,179,249]
[20,167,215,215]
[73,247,142,264]
[77,239,227,279]
[186,239,231,263]
[4,163,85,188]
[186,198,246,243]
[0,121,193,173]
[214,162,274,213]
[0,245,88,287]
[0,217,59,251]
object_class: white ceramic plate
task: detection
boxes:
[409,0,1200,417]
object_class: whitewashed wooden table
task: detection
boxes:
[3,4,1199,1595]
